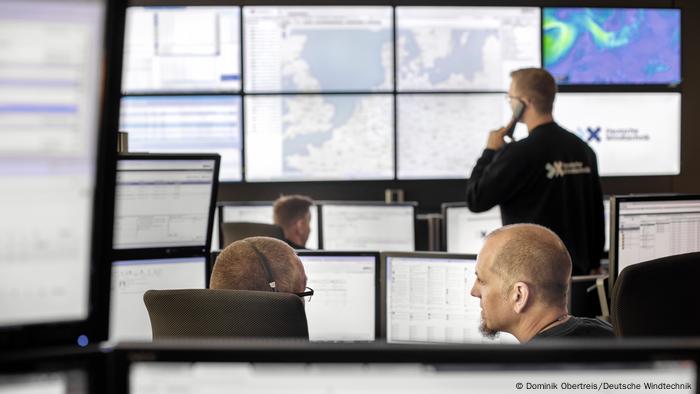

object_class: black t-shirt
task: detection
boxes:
[466,122,605,275]
[533,316,614,339]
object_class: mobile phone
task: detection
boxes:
[505,99,526,139]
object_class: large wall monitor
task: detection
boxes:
[0,0,121,348]
[396,7,541,91]
[383,252,517,344]
[443,204,501,255]
[119,95,242,181]
[219,202,319,250]
[297,252,378,342]
[113,155,219,251]
[244,94,394,182]
[122,6,241,93]
[611,195,700,287]
[544,8,681,85]
[321,203,415,251]
[555,92,681,176]
[109,257,206,341]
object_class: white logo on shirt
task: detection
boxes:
[545,161,591,179]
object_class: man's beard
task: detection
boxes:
[479,320,500,339]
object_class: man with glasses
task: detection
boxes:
[210,236,313,302]
[466,68,604,276]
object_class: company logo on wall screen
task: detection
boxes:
[554,93,680,177]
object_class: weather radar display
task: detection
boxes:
[543,8,680,85]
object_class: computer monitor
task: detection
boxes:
[544,8,681,85]
[113,154,220,252]
[109,256,207,342]
[122,6,241,93]
[443,203,501,254]
[554,92,681,177]
[0,0,121,349]
[218,202,320,250]
[244,94,394,182]
[119,95,242,181]
[297,251,379,341]
[604,197,611,253]
[396,7,540,91]
[320,203,416,251]
[383,252,517,344]
[243,6,392,93]
[610,194,700,290]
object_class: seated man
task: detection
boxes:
[471,223,613,342]
[273,194,313,249]
[210,236,310,300]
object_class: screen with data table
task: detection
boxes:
[122,6,241,93]
[385,253,517,344]
[298,253,377,341]
[321,204,415,251]
[614,196,700,276]
[113,157,218,250]
[109,257,206,341]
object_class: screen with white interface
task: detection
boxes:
[386,255,516,344]
[321,205,414,251]
[129,361,695,394]
[555,93,681,176]
[604,198,610,253]
[113,159,216,249]
[109,257,206,341]
[396,7,541,91]
[244,95,394,182]
[446,206,502,255]
[298,254,376,341]
[221,204,319,250]
[0,0,105,327]
[0,371,87,394]
[616,199,700,274]
[119,95,241,181]
[398,94,528,179]
[122,6,241,93]
[243,7,392,93]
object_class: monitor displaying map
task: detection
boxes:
[543,8,681,85]
[244,94,394,181]
[243,6,393,93]
[396,7,540,92]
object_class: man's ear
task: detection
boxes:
[511,282,530,314]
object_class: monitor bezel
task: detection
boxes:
[379,251,478,343]
[112,153,221,260]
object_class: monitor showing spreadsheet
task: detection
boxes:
[321,203,415,251]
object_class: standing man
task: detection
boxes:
[273,194,313,250]
[466,68,604,275]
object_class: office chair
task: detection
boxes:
[144,289,309,340]
[221,222,285,248]
[611,251,700,337]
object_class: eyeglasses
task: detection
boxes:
[295,287,314,303]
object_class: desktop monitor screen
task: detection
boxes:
[109,256,207,341]
[444,204,501,254]
[119,95,242,181]
[113,155,219,250]
[384,253,516,344]
[0,0,117,347]
[297,252,378,341]
[244,95,394,182]
[243,6,392,93]
[321,204,415,251]
[612,195,700,282]
[219,203,320,250]
[604,198,611,253]
[554,92,681,177]
[544,8,681,85]
[122,6,241,93]
[396,7,541,92]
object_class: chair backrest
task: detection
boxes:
[611,251,700,337]
[143,289,309,340]
[221,222,285,248]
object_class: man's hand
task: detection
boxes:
[486,127,509,150]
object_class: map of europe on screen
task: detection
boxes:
[543,8,680,85]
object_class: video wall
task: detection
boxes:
[119,6,681,182]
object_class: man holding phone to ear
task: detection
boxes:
[466,68,604,276]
